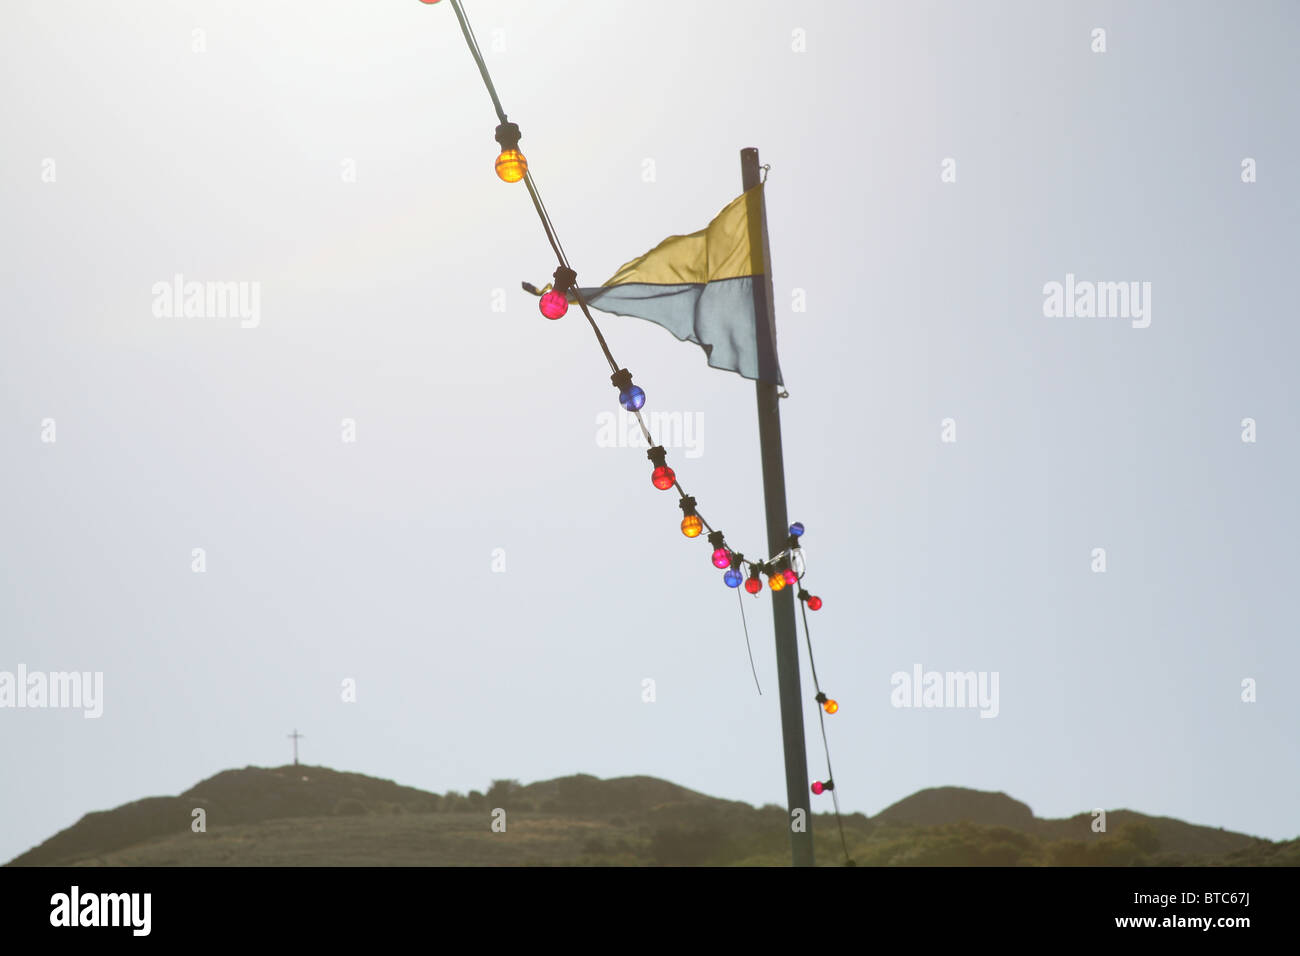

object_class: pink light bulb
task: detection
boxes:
[539,290,568,319]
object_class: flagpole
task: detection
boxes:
[742,148,815,867]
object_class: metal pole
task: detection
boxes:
[742,147,814,867]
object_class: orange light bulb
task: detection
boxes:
[495,149,528,183]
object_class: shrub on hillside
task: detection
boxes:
[650,825,729,865]
[442,791,468,812]
[487,779,521,804]
[1089,838,1147,866]
[1119,822,1160,855]
[334,798,367,816]
[1049,839,1090,866]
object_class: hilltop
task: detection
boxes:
[7,767,1297,867]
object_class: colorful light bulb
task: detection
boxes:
[495,148,527,183]
[493,122,527,183]
[610,369,645,412]
[619,386,645,411]
[648,446,675,490]
[824,698,838,714]
[808,595,823,611]
[783,569,797,585]
[769,573,786,592]
[712,548,730,569]
[724,568,743,588]
[678,496,701,536]
[744,575,762,594]
[811,781,825,795]
[789,521,804,537]
[539,289,568,319]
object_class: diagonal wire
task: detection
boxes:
[736,589,762,695]
[449,0,507,123]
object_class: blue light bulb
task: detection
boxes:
[724,568,743,588]
[619,386,646,411]
[789,521,805,537]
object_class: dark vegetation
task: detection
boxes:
[7,768,1295,867]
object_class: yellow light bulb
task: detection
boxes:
[824,699,839,715]
[681,515,703,538]
[495,149,528,183]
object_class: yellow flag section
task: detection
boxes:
[575,185,782,385]
[599,186,765,287]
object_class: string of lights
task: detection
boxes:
[430,0,851,862]
[801,598,854,864]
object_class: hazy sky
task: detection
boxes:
[2,0,1297,864]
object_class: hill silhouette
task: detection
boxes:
[7,766,1297,867]
[876,787,1036,829]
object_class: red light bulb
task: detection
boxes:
[808,595,823,611]
[744,576,762,594]
[811,781,824,795]
[647,446,675,491]
[539,290,568,319]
